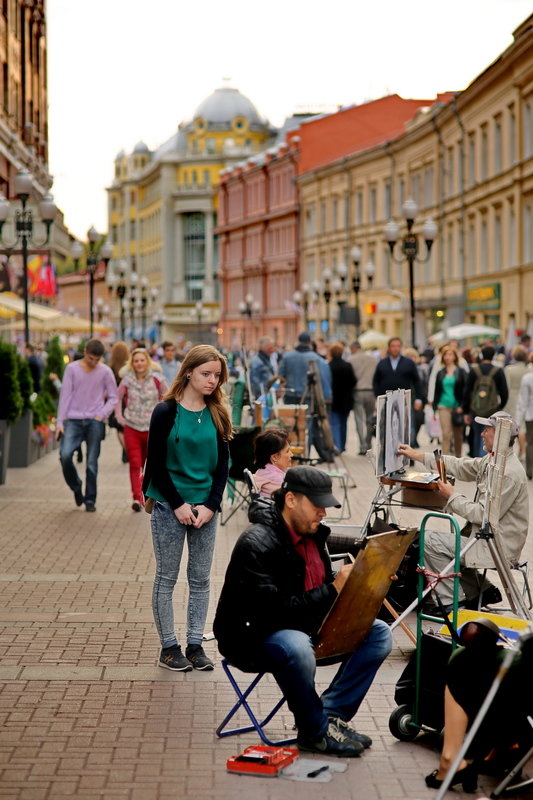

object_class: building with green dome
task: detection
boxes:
[106,86,276,343]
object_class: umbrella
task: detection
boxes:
[358,329,389,349]
[437,323,501,341]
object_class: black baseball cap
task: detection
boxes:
[282,466,341,508]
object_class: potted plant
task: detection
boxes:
[0,341,23,483]
[8,354,36,468]
[41,335,64,450]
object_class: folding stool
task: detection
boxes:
[216,659,297,746]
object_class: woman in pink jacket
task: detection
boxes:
[253,428,293,497]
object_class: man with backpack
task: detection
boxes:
[463,346,508,457]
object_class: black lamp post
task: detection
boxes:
[350,246,362,338]
[384,198,437,349]
[128,271,138,339]
[0,169,56,343]
[106,259,128,339]
[72,227,113,338]
[322,269,332,335]
[299,283,311,329]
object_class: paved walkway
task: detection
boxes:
[1,428,532,799]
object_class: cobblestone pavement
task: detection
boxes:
[1,426,532,800]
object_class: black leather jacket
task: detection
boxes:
[213,499,337,671]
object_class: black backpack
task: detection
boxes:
[470,364,500,416]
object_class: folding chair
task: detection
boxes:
[216,659,297,746]
[220,425,261,526]
[477,562,532,612]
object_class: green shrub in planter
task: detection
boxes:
[0,341,23,423]
[16,354,34,413]
[32,392,56,428]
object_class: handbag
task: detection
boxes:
[452,410,465,427]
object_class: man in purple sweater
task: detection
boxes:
[56,339,118,511]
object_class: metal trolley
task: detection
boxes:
[388,511,463,742]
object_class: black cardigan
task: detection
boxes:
[433,366,467,411]
[142,398,230,512]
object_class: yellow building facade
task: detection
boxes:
[298,14,533,345]
[107,86,275,342]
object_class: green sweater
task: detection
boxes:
[147,405,218,504]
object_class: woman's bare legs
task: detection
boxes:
[435,687,471,778]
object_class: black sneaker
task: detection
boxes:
[465,585,502,609]
[85,502,96,512]
[297,722,363,757]
[328,715,372,748]
[158,645,192,672]
[74,486,84,507]
[185,644,214,671]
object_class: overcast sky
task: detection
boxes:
[46,0,532,240]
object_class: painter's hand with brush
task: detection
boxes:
[397,443,424,464]
[436,479,455,500]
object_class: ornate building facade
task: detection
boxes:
[106,86,276,342]
[296,13,533,343]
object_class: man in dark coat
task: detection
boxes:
[214,466,392,758]
[372,337,425,405]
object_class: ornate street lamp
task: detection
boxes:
[72,227,113,337]
[106,259,128,339]
[384,198,437,348]
[0,170,56,343]
[350,245,362,338]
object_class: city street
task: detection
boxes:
[0,430,532,800]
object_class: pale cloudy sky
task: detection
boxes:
[46,0,532,240]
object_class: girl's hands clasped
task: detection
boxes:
[174,503,214,528]
[191,505,214,528]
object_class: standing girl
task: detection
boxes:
[143,345,231,671]
[433,347,467,455]
[115,348,167,511]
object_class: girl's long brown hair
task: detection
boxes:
[163,345,233,440]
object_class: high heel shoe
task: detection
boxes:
[425,763,478,792]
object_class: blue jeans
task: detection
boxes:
[151,500,218,648]
[256,620,392,740]
[59,418,105,503]
[330,410,349,452]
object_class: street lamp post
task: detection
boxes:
[106,260,128,339]
[191,300,205,342]
[238,292,260,344]
[384,198,437,349]
[128,271,138,340]
[322,269,332,336]
[0,169,57,343]
[350,246,362,338]
[72,227,113,338]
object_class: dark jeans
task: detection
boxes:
[256,620,392,740]
[330,410,350,452]
[59,418,105,503]
[472,419,486,457]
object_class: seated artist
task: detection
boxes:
[253,428,293,497]
[213,466,392,757]
[397,412,528,611]
[425,619,533,791]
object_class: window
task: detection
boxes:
[203,170,210,186]
[305,205,316,238]
[206,138,215,154]
[384,181,392,219]
[355,191,363,226]
[524,99,533,160]
[524,203,533,264]
[423,167,433,208]
[467,221,476,276]
[494,213,502,271]
[320,200,326,234]
[480,215,488,271]
[332,196,338,231]
[398,177,405,209]
[480,124,488,181]
[130,219,135,238]
[509,204,516,267]
[509,106,516,165]
[447,147,454,197]
[494,116,502,174]
[183,212,205,301]
[468,134,476,187]
[369,186,376,223]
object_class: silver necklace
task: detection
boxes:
[196,407,205,424]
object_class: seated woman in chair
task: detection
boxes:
[426,619,533,793]
[253,429,293,497]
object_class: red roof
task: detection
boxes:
[291,93,454,174]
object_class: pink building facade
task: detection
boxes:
[216,137,302,349]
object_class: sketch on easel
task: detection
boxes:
[375,389,411,477]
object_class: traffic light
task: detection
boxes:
[365,302,377,315]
